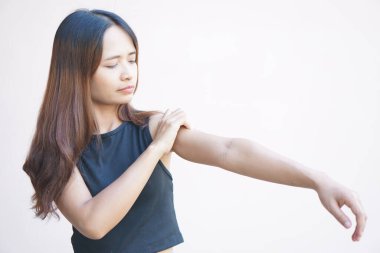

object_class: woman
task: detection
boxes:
[22,8,367,253]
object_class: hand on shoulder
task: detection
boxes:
[147,111,165,141]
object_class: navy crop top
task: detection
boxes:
[71,118,184,253]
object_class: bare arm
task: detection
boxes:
[221,137,325,189]
[56,109,189,240]
[221,137,367,241]
[56,143,163,240]
[171,127,367,242]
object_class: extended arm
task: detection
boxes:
[221,137,324,189]
[173,129,367,242]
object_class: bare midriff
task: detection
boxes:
[157,246,174,253]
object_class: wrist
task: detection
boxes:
[310,170,330,192]
[147,141,165,157]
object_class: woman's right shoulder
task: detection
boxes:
[148,111,164,121]
[146,111,165,140]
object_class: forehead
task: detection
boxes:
[101,26,135,58]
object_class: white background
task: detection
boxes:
[0,0,379,252]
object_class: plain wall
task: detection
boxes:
[0,0,379,252]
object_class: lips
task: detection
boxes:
[118,85,135,91]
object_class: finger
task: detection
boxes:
[165,110,187,123]
[168,111,188,124]
[183,120,192,129]
[160,109,182,122]
[348,195,366,241]
[178,120,192,130]
[155,109,171,131]
[173,107,183,112]
[162,109,191,129]
[344,194,367,241]
[162,108,170,117]
[354,192,367,217]
[167,108,184,117]
[328,199,353,229]
[159,109,172,122]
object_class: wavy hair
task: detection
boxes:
[22,8,160,220]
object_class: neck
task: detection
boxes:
[93,103,122,134]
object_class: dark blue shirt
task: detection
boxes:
[71,118,184,253]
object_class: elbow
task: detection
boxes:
[221,137,254,171]
[84,225,107,240]
[219,137,235,169]
[89,229,106,240]
[91,233,106,240]
[82,220,107,240]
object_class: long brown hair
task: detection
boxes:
[22,9,160,220]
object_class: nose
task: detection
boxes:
[120,72,131,81]
[120,63,132,81]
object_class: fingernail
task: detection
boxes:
[344,221,351,228]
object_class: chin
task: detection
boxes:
[119,98,133,104]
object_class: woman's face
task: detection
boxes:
[90,25,137,107]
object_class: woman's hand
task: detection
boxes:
[315,174,367,242]
[151,108,192,156]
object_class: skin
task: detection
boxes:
[93,25,367,243]
[90,25,175,253]
[90,25,138,134]
[57,25,366,252]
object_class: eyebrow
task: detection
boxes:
[104,51,136,61]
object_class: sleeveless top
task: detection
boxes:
[71,118,184,253]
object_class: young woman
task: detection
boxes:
[22,8,367,253]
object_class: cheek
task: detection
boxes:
[95,69,112,82]
[90,72,115,99]
[92,69,116,87]
[90,80,102,99]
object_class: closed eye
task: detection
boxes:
[106,63,118,68]
[106,60,136,68]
